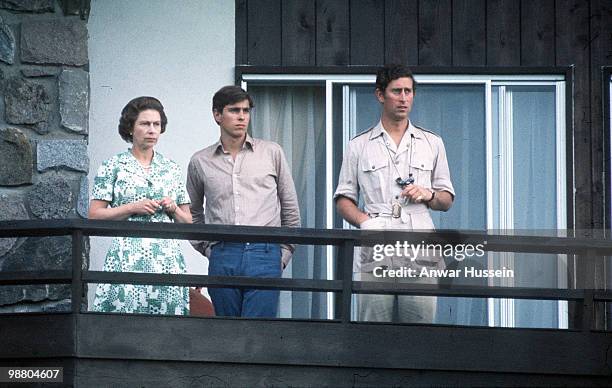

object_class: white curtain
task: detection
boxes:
[510,86,560,328]
[410,84,488,325]
[249,85,327,319]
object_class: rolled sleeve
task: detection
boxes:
[333,140,359,204]
[431,138,455,197]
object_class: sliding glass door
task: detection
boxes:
[243,74,567,327]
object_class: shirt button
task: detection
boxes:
[421,164,424,168]
[395,161,400,165]
[371,165,375,169]
[246,242,250,246]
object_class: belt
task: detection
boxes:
[365,202,429,216]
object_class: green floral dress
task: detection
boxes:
[91,150,190,315]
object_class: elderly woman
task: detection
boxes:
[89,96,191,315]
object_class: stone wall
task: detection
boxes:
[0,0,90,312]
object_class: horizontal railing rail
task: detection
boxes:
[3,219,612,254]
[1,219,611,328]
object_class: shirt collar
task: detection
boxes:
[407,121,424,139]
[215,134,255,154]
[119,149,160,166]
[368,121,385,140]
[244,134,255,149]
[369,120,423,141]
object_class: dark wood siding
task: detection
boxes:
[316,0,350,65]
[236,0,612,229]
[556,0,591,228]
[246,0,281,65]
[486,0,521,66]
[418,0,452,65]
[385,0,418,65]
[282,0,316,66]
[350,0,384,65]
[453,0,486,66]
[589,0,612,229]
[235,0,248,64]
[521,0,555,66]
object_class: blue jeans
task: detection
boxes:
[208,242,282,317]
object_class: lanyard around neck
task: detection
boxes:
[380,133,415,187]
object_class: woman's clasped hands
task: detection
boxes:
[130,197,177,215]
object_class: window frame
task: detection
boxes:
[238,66,574,326]
[603,67,612,231]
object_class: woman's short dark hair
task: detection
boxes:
[118,96,168,143]
[375,64,417,94]
[212,85,254,114]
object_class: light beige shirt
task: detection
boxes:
[187,134,301,265]
[335,120,455,211]
[334,121,455,271]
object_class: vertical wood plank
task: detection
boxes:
[418,0,452,66]
[521,0,555,66]
[486,0,520,66]
[236,0,248,65]
[452,0,486,66]
[556,0,592,327]
[556,0,591,229]
[385,0,418,65]
[316,0,350,65]
[350,0,384,65]
[247,0,281,65]
[589,0,612,229]
[282,0,316,66]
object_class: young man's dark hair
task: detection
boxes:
[375,64,417,93]
[212,85,254,114]
[118,96,168,143]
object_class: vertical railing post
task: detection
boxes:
[581,249,599,331]
[581,290,594,331]
[573,249,598,331]
[337,240,355,324]
[71,229,84,314]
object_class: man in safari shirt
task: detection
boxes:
[334,64,455,323]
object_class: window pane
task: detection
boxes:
[492,86,500,229]
[510,85,560,328]
[411,84,487,230]
[349,85,381,137]
[511,85,557,229]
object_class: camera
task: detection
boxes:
[396,175,414,188]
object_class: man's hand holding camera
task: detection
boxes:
[401,184,434,204]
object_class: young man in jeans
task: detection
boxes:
[187,85,301,317]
